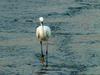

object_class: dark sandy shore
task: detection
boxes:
[0,0,100,75]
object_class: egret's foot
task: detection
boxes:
[40,55,45,64]
[46,58,48,67]
[46,64,48,67]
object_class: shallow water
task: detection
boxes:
[0,0,100,75]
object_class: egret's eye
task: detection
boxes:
[39,17,44,22]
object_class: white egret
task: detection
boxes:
[36,17,51,66]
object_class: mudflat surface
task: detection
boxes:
[0,0,100,75]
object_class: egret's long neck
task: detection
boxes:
[40,22,43,26]
[40,22,44,35]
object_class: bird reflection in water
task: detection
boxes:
[35,65,49,75]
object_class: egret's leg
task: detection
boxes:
[46,41,48,66]
[40,41,45,64]
[40,41,43,56]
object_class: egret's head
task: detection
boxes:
[39,17,44,22]
[39,17,44,25]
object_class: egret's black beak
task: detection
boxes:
[40,21,43,25]
[41,22,43,25]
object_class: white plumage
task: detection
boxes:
[36,25,51,41]
[36,17,51,42]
